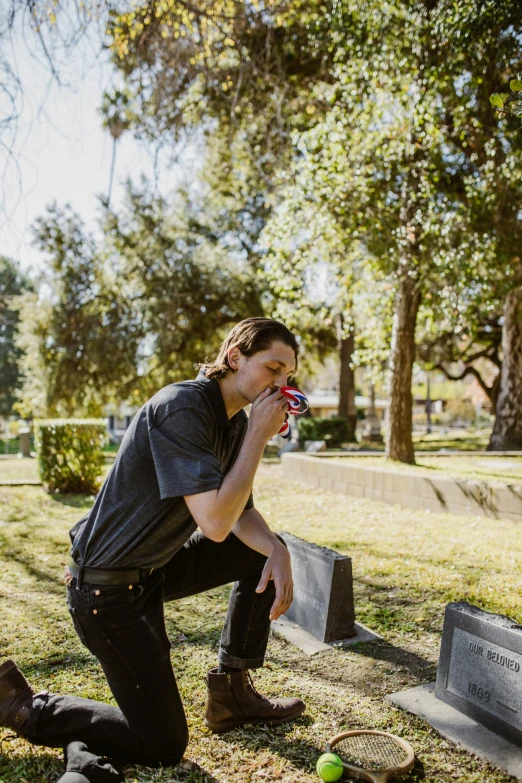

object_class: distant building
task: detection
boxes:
[106,405,137,443]
[305,391,387,420]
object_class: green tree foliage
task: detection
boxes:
[12,0,522,455]
[16,204,143,418]
[106,0,344,397]
[17,189,263,416]
[108,0,332,168]
[417,309,503,407]
[105,0,522,461]
[264,0,522,459]
[103,182,263,396]
[99,89,135,207]
[262,0,493,462]
[426,0,522,448]
[0,256,33,416]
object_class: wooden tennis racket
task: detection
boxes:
[325,730,415,783]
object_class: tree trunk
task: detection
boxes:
[488,285,522,451]
[386,275,421,463]
[338,320,357,442]
[107,136,117,207]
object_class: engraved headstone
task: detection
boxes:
[279,532,356,643]
[435,602,522,746]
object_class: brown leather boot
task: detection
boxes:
[205,667,305,733]
[0,659,34,733]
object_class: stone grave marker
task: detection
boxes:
[435,601,522,747]
[279,532,356,643]
[18,427,31,458]
[304,440,326,453]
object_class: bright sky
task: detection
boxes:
[0,19,197,275]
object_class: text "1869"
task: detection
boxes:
[468,682,491,702]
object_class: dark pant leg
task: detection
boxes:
[163,532,276,669]
[28,572,187,767]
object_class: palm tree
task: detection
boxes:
[99,90,132,207]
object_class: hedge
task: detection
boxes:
[34,419,107,494]
[297,416,353,448]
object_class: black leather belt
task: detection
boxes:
[68,559,154,586]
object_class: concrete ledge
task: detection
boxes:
[0,480,42,486]
[271,616,382,656]
[281,453,522,522]
[388,683,522,779]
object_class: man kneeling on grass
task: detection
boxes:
[0,317,305,783]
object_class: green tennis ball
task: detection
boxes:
[316,752,343,782]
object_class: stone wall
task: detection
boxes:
[281,454,522,522]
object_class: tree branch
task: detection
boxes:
[435,362,497,403]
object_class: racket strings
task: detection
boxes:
[333,734,409,770]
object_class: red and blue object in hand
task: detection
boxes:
[278,386,309,439]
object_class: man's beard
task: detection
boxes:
[236,378,270,406]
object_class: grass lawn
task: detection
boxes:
[327,454,522,485]
[0,458,40,483]
[1,463,521,783]
[0,457,116,485]
[340,429,493,454]
[411,429,492,452]
[345,429,491,451]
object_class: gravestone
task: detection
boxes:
[18,427,31,458]
[435,602,522,747]
[278,439,300,458]
[363,411,384,443]
[279,532,356,643]
[305,440,326,453]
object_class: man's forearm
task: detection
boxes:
[212,429,266,528]
[185,386,289,542]
[185,427,267,542]
[232,507,281,557]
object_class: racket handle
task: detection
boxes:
[357,773,389,783]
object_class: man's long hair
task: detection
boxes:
[204,318,299,380]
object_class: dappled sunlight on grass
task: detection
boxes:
[0,468,519,782]
[328,455,522,483]
[254,464,522,632]
[0,458,40,483]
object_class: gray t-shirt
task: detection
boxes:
[69,369,253,569]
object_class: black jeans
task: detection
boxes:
[25,532,275,767]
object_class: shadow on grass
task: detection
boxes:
[0,743,63,783]
[343,638,436,675]
[219,719,320,774]
[219,722,424,782]
[0,740,223,783]
[25,650,97,676]
[124,760,223,783]
[0,545,65,592]
[175,761,222,783]
[50,493,95,510]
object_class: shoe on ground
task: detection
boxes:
[0,659,33,734]
[205,667,305,733]
[62,741,125,783]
